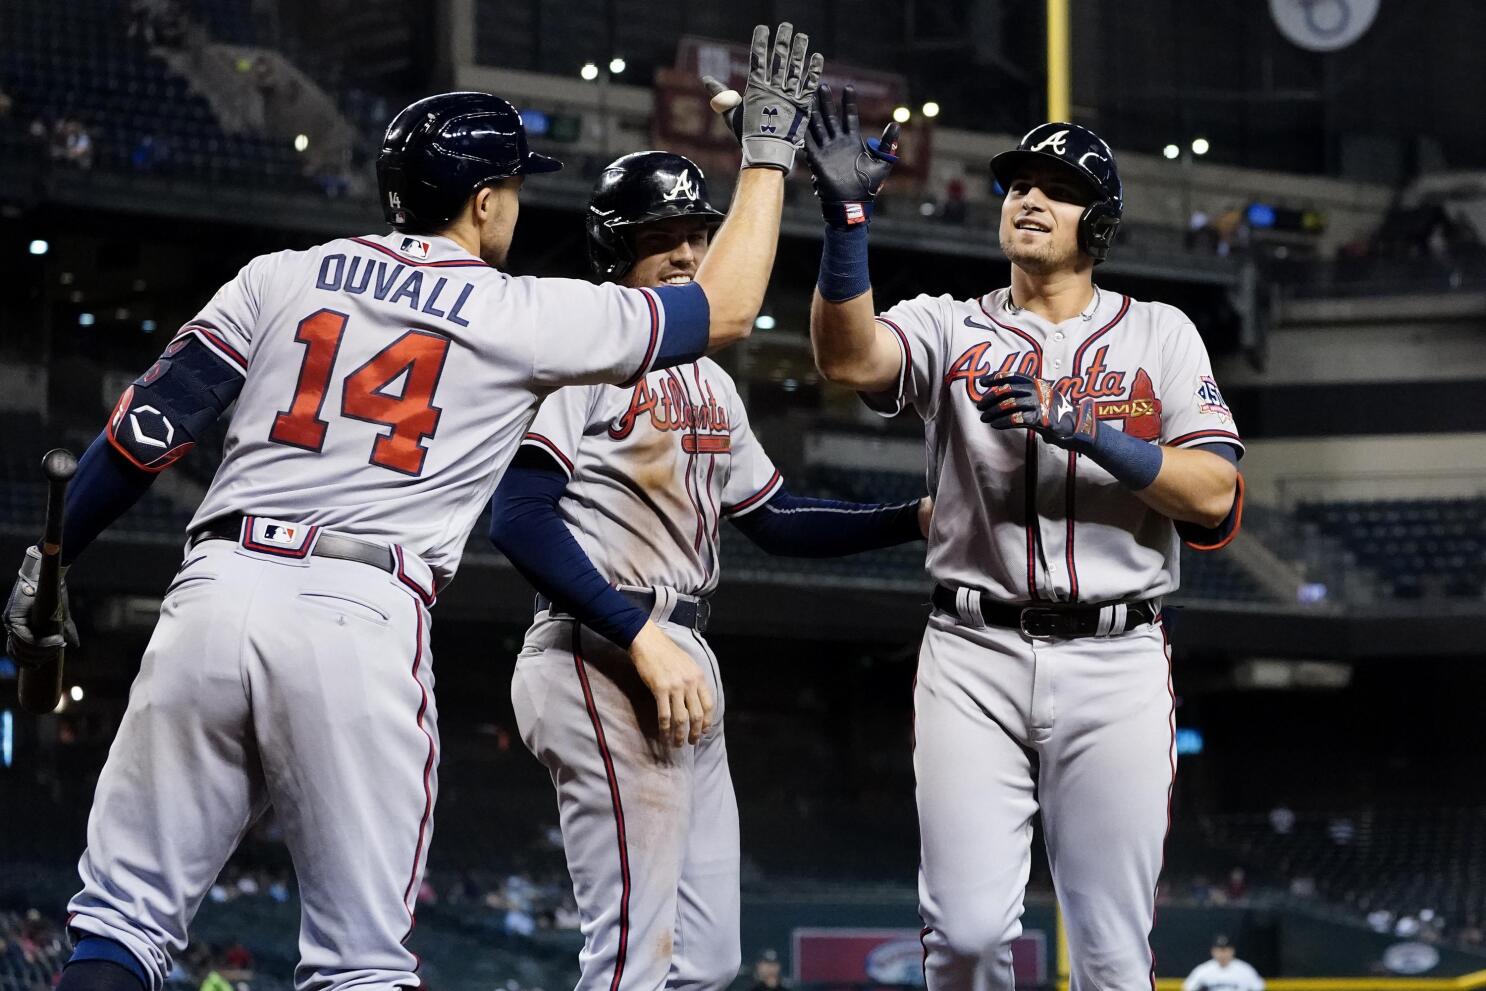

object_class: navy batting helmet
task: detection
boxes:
[991,122,1123,262]
[587,151,725,280]
[377,91,562,232]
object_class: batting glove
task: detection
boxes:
[977,373,1099,453]
[4,546,78,668]
[703,23,823,173]
[803,84,901,228]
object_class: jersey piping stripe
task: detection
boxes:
[1070,294,1131,373]
[622,288,663,388]
[978,297,1044,370]
[401,603,437,945]
[723,469,783,518]
[1024,435,1040,600]
[665,368,709,552]
[394,545,438,607]
[180,323,249,373]
[694,364,724,558]
[1167,428,1243,448]
[522,433,575,476]
[875,317,912,413]
[1065,454,1079,602]
[573,624,632,991]
[1148,618,1177,991]
[348,236,489,268]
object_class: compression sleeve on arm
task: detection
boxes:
[59,433,161,566]
[730,486,923,557]
[488,449,651,647]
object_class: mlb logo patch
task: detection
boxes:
[844,202,867,225]
[263,523,298,544]
[244,516,318,557]
[400,236,432,259]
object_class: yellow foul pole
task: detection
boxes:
[1047,0,1071,121]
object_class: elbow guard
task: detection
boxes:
[106,332,245,472]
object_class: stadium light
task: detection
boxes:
[28,239,48,256]
[78,312,95,327]
[608,57,626,75]
[141,319,157,333]
[580,62,599,81]
[1162,144,1180,160]
[892,106,911,124]
[754,314,776,330]
[69,686,83,702]
[294,133,310,153]
[921,101,940,119]
[1191,137,1210,156]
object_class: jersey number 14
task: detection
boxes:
[269,309,450,476]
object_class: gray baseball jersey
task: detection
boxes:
[870,286,1242,603]
[69,231,706,991]
[186,232,686,584]
[872,286,1241,991]
[520,357,782,596]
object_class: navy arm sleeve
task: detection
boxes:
[1174,442,1244,551]
[488,448,651,648]
[730,486,925,558]
[650,281,710,370]
[59,433,159,566]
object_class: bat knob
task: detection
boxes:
[42,448,78,483]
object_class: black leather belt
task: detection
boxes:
[188,514,395,574]
[932,584,1157,640]
[536,589,711,634]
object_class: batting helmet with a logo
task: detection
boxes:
[377,91,562,232]
[586,151,725,280]
[990,122,1123,262]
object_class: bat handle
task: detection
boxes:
[18,447,76,715]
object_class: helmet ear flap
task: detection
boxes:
[1079,201,1121,263]
[586,216,636,280]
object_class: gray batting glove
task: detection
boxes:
[703,22,823,172]
[4,546,78,668]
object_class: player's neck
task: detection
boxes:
[1007,267,1096,324]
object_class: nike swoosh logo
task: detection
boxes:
[964,316,995,332]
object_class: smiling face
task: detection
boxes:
[620,215,714,289]
[998,161,1098,275]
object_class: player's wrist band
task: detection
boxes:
[817,221,871,302]
[1083,427,1163,491]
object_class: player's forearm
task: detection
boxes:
[694,168,784,352]
[1134,446,1239,528]
[731,489,925,557]
[809,288,899,392]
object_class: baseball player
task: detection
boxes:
[488,150,930,991]
[1,26,824,990]
[801,88,1244,991]
[1182,935,1264,991]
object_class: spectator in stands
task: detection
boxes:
[748,949,786,991]
[53,119,93,169]
[1225,867,1248,900]
[941,178,967,224]
[222,941,252,972]
[1459,916,1483,947]
[1182,935,1263,991]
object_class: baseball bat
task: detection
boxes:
[18,448,78,714]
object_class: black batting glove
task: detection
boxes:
[803,84,900,228]
[4,546,79,669]
[977,374,1099,453]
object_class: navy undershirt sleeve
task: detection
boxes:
[731,487,924,557]
[488,448,650,647]
[59,433,159,566]
[650,281,710,370]
[1173,443,1243,547]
